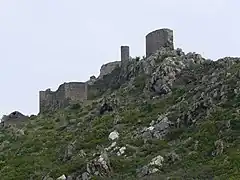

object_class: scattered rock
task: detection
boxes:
[87,150,112,177]
[141,114,172,141]
[137,155,164,178]
[108,130,119,141]
[150,155,164,167]
[214,139,224,156]
[81,172,90,180]
[117,146,126,156]
[63,141,76,161]
[105,142,117,151]
[57,174,67,180]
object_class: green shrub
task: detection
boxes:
[134,75,147,90]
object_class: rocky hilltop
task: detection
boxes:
[1,31,240,180]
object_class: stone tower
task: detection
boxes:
[121,46,130,66]
[146,28,174,57]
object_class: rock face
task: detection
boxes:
[141,48,205,95]
[141,114,173,141]
[98,61,121,79]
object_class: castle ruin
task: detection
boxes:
[39,28,174,113]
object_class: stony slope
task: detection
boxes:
[1,48,240,180]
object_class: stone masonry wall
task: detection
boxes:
[146,28,174,57]
[39,82,88,113]
[64,82,88,102]
[39,89,56,113]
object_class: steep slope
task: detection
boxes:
[1,48,240,180]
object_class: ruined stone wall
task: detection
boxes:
[146,28,174,57]
[39,89,56,113]
[39,82,88,113]
[1,111,28,128]
[64,82,88,102]
[3,116,28,128]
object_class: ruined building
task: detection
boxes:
[39,28,174,113]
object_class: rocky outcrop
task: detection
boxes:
[137,155,164,177]
[98,61,121,79]
[142,48,205,95]
[141,114,174,141]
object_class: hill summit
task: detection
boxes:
[0,29,240,180]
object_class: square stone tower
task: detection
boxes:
[121,46,130,65]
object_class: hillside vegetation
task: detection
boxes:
[1,48,240,180]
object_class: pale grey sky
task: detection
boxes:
[0,0,239,117]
